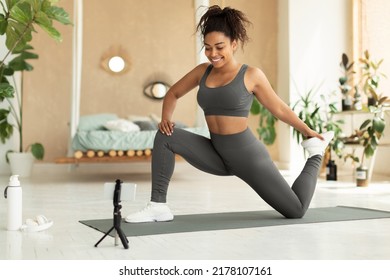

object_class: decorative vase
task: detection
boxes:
[367,97,376,107]
[8,152,35,178]
[356,165,369,187]
[326,160,337,181]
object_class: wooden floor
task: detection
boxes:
[1,161,390,260]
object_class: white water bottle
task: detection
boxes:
[4,175,22,231]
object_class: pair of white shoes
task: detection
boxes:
[126,131,335,224]
[20,215,53,232]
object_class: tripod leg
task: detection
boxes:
[95,226,115,247]
[115,231,119,246]
[115,227,129,249]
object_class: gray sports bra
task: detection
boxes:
[197,64,253,117]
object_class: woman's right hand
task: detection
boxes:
[158,119,175,136]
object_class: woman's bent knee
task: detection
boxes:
[283,208,306,219]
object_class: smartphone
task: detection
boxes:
[104,182,136,201]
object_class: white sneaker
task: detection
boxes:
[125,202,174,223]
[301,131,335,157]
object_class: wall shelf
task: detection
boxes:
[336,106,390,180]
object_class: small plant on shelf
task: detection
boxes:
[344,96,389,186]
[339,53,355,111]
[359,50,387,107]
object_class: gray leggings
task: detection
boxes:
[151,127,322,218]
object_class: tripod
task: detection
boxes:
[95,179,129,249]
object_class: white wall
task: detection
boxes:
[277,0,352,172]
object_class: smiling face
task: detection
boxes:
[204,31,237,68]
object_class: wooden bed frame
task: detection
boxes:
[55,149,152,164]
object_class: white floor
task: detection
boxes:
[1,161,390,260]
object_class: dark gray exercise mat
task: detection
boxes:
[79,206,390,237]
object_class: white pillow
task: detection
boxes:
[104,119,140,132]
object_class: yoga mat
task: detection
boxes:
[80,206,390,237]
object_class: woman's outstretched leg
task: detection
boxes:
[212,129,333,219]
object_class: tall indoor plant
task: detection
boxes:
[291,85,345,179]
[0,0,71,176]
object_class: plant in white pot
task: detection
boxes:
[0,0,71,176]
[344,96,389,186]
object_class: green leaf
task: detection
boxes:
[0,82,15,101]
[8,50,38,71]
[10,1,33,25]
[310,106,320,118]
[364,144,375,158]
[373,117,385,133]
[250,99,260,115]
[37,21,62,42]
[346,61,354,71]
[27,0,42,13]
[46,6,72,25]
[0,14,7,35]
[339,76,347,85]
[364,49,370,60]
[258,126,276,146]
[5,0,19,11]
[5,20,33,52]
[378,96,389,105]
[342,53,348,69]
[360,119,371,130]
[34,10,51,26]
[31,143,44,160]
[0,108,13,143]
[1,65,15,76]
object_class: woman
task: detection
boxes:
[125,5,333,223]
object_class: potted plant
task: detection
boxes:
[250,99,278,145]
[291,86,345,179]
[359,50,387,106]
[291,86,326,149]
[344,95,389,186]
[0,0,71,176]
[339,53,355,111]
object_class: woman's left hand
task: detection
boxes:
[304,129,324,141]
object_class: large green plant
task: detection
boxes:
[291,86,324,144]
[250,99,278,145]
[0,0,71,160]
[291,85,344,159]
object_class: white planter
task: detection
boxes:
[8,152,35,178]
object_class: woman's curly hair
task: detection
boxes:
[196,5,252,48]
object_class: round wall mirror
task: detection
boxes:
[144,82,170,100]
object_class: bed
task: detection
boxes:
[55,113,209,163]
